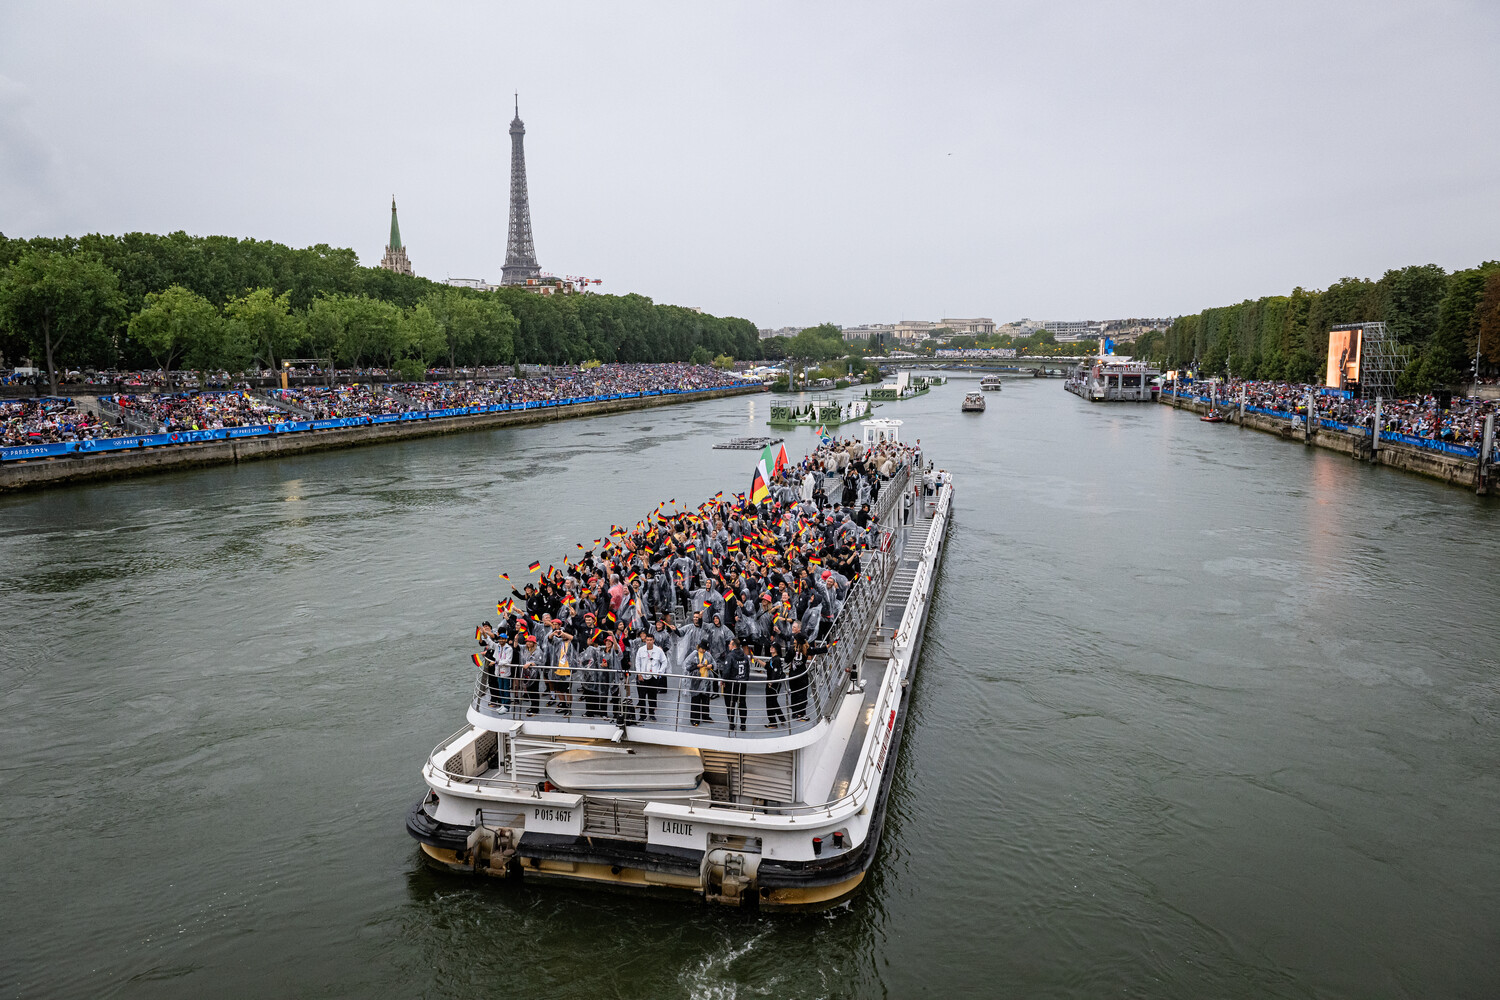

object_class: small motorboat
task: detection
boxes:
[1200,410,1225,423]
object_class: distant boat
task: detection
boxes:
[979,376,1004,392]
[1200,411,1225,423]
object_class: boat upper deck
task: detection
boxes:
[466,465,914,750]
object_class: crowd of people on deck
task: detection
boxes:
[1,398,120,446]
[0,365,755,447]
[1176,379,1498,450]
[104,391,292,431]
[469,437,931,730]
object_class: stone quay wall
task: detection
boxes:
[1,385,763,494]
[1159,391,1489,492]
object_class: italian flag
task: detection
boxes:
[760,442,788,479]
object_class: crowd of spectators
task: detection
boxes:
[267,385,406,419]
[104,391,292,432]
[1,398,120,446]
[274,364,755,418]
[1,365,757,449]
[1177,379,1497,450]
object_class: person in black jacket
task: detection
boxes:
[720,637,751,731]
[788,633,829,721]
[764,640,789,728]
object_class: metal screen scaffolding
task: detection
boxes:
[1355,321,1406,400]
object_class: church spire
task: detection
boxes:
[379,196,414,276]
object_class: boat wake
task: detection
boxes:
[678,928,778,1000]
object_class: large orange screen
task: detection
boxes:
[1325,328,1361,388]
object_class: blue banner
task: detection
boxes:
[1,441,76,461]
[4,386,739,461]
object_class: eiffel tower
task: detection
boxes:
[501,95,541,285]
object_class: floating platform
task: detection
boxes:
[1063,357,1161,402]
[767,398,871,428]
[713,436,784,450]
[863,371,937,402]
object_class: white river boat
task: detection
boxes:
[405,420,952,910]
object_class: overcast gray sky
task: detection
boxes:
[2,1,1496,328]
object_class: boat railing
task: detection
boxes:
[467,642,858,739]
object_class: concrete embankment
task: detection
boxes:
[1,385,762,494]
[1159,392,1490,492]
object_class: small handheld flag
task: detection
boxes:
[471,652,485,668]
[527,560,542,573]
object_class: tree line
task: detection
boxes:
[0,231,763,394]
[1147,262,1500,393]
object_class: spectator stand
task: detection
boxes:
[96,396,159,435]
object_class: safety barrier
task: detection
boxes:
[1161,390,1483,459]
[2,385,758,462]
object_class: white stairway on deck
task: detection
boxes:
[882,514,934,626]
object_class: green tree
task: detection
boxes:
[337,296,404,367]
[1476,270,1500,368]
[787,324,843,362]
[0,249,126,394]
[400,303,445,367]
[127,285,220,374]
[1402,263,1500,391]
[225,288,302,371]
[422,288,486,370]
[473,296,518,367]
[305,294,348,382]
[689,345,713,365]
[1379,264,1449,345]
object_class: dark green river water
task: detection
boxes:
[2,380,1497,999]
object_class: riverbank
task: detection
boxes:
[0,384,762,493]
[1159,390,1494,494]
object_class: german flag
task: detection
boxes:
[471,652,485,668]
[749,462,770,505]
[474,626,484,641]
[527,560,541,573]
